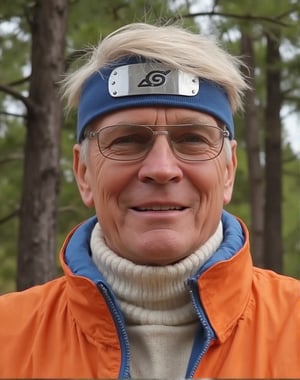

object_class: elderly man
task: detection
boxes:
[0,23,299,378]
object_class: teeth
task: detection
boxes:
[137,206,183,211]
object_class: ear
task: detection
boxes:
[73,144,94,207]
[223,140,237,205]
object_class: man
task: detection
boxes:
[0,23,299,378]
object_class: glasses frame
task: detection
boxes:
[84,123,230,162]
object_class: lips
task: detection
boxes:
[132,205,186,211]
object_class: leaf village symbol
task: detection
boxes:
[138,69,171,88]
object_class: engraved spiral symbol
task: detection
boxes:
[138,69,171,87]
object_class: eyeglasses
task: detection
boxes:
[84,123,230,162]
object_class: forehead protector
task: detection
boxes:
[77,57,234,142]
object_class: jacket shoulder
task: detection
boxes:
[251,267,300,322]
[0,277,67,333]
[253,267,300,297]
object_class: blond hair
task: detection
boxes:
[62,23,248,113]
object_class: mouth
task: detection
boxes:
[132,205,186,212]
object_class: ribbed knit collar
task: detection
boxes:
[91,222,223,326]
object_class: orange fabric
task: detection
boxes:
[0,221,299,378]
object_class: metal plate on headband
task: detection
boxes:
[108,63,199,97]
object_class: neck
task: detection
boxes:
[90,222,223,325]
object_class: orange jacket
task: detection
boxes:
[0,212,299,378]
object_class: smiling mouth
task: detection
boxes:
[133,206,186,211]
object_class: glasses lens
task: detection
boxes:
[170,125,224,161]
[98,125,153,160]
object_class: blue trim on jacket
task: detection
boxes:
[65,216,102,283]
[199,210,244,275]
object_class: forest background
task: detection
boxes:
[0,0,299,294]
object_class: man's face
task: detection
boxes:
[73,107,237,265]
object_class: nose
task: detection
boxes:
[137,135,183,184]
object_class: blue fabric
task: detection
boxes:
[65,216,103,284]
[197,210,245,276]
[77,56,234,142]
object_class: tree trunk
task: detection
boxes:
[240,32,265,267]
[17,0,68,290]
[264,29,283,273]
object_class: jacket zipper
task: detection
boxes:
[185,279,214,378]
[98,282,131,378]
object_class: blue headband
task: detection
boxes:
[77,56,234,142]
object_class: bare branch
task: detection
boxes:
[0,83,33,111]
[8,76,31,87]
[276,5,300,21]
[176,11,291,27]
[58,205,81,214]
[64,48,92,71]
[0,110,26,119]
[0,154,23,165]
[0,208,20,225]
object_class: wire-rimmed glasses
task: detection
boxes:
[84,123,230,162]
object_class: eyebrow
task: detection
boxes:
[176,117,218,125]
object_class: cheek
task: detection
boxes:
[92,161,137,215]
[188,161,228,212]
[85,151,109,211]
[191,161,225,194]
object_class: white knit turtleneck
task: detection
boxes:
[90,222,223,378]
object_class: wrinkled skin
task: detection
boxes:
[73,107,237,265]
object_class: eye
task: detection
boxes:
[109,132,149,146]
[174,132,210,145]
[100,125,151,149]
